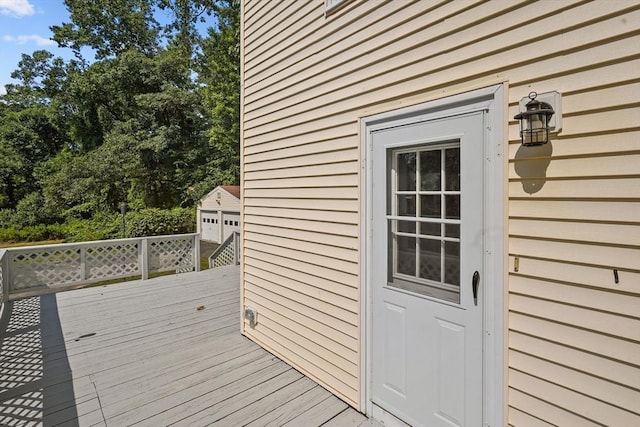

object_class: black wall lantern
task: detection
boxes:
[514,92,556,146]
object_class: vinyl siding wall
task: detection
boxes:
[240,0,640,421]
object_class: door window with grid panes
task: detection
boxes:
[388,144,461,303]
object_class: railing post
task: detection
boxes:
[141,238,149,280]
[80,247,87,281]
[2,251,12,301]
[0,250,7,304]
[233,232,239,266]
[194,234,201,272]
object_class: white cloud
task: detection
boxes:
[0,0,35,17]
[0,85,6,96]
[2,34,55,46]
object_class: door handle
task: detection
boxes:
[472,271,480,306]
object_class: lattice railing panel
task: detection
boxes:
[10,248,83,290]
[86,243,139,280]
[4,234,198,297]
[213,243,235,268]
[148,238,194,273]
[210,232,240,268]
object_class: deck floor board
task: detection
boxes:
[0,266,376,426]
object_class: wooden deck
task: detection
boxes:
[0,266,375,426]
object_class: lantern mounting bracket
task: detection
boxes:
[514,90,562,146]
[517,90,562,133]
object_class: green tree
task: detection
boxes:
[0,0,241,234]
[3,50,78,108]
[197,0,240,194]
[39,47,210,212]
[158,0,215,60]
[0,50,73,211]
[51,0,160,60]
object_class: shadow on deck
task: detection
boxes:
[0,266,372,426]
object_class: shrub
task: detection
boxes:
[0,208,196,244]
[126,208,195,237]
[0,223,66,243]
[61,214,121,242]
[0,209,16,228]
[0,227,22,242]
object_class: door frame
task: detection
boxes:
[360,84,506,426]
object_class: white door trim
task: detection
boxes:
[359,84,506,427]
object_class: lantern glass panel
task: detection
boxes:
[522,113,550,145]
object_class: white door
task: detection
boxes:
[371,112,484,427]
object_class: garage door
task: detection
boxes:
[222,212,241,242]
[201,211,219,242]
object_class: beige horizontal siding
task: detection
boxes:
[245,161,358,181]
[509,312,638,366]
[510,294,639,342]
[243,0,289,41]
[244,299,358,375]
[510,275,639,318]
[509,200,639,222]
[509,219,639,246]
[510,238,638,270]
[246,239,357,290]
[243,123,358,154]
[244,222,358,250]
[244,206,358,226]
[243,174,358,190]
[244,247,359,295]
[509,369,639,426]
[508,177,640,199]
[510,153,640,179]
[244,215,357,239]
[241,0,640,417]
[509,331,639,390]
[244,288,358,352]
[242,322,358,406]
[244,196,358,212]
[245,1,318,65]
[244,294,358,375]
[508,129,640,158]
[502,34,637,421]
[508,389,602,427]
[244,270,358,341]
[508,257,639,295]
[243,186,358,200]
[244,0,386,83]
[244,149,359,172]
[510,350,639,413]
[244,3,637,125]
[244,136,356,162]
[242,230,359,263]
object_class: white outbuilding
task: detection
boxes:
[197,185,241,244]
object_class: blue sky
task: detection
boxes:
[0,0,73,95]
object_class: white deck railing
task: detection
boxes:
[209,231,241,268]
[0,234,200,300]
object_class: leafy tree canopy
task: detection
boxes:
[0,0,240,232]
